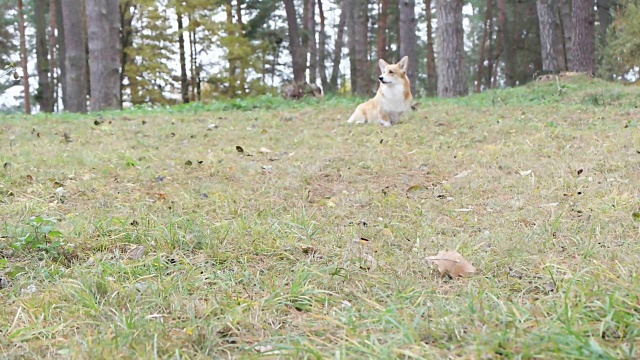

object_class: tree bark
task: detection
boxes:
[497,0,516,87]
[352,0,370,96]
[536,0,560,72]
[307,0,317,85]
[18,0,31,114]
[177,9,189,103]
[570,0,595,73]
[558,0,573,70]
[425,0,436,96]
[317,0,329,91]
[86,0,121,111]
[476,0,492,92]
[61,0,88,112]
[35,0,54,112]
[399,0,417,95]
[436,0,467,97]
[49,0,58,111]
[284,0,306,85]
[120,1,133,104]
[236,0,246,94]
[329,0,348,91]
[378,0,388,59]
[55,0,67,109]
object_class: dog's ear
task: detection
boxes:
[398,56,409,71]
[378,59,389,73]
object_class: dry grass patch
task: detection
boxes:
[1,78,640,358]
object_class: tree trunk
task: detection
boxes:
[485,6,495,89]
[177,9,189,103]
[284,0,306,86]
[329,0,348,91]
[378,0,388,59]
[120,1,133,104]
[558,0,573,70]
[497,0,516,87]
[225,2,236,95]
[399,0,417,95]
[436,0,467,97]
[317,0,329,91]
[236,0,246,94]
[61,0,88,113]
[55,0,67,109]
[18,0,31,114]
[307,0,317,85]
[49,0,58,111]
[86,0,121,111]
[536,0,560,72]
[596,0,611,50]
[190,24,199,101]
[352,0,370,96]
[348,0,357,93]
[425,0,436,96]
[476,0,492,92]
[35,0,54,112]
[570,0,595,73]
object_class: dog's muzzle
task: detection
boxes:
[378,76,390,84]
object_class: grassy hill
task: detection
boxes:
[1,76,639,359]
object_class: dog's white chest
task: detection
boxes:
[380,86,409,112]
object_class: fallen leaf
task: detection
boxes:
[254,345,279,354]
[128,245,146,260]
[207,124,218,130]
[25,174,34,182]
[520,170,532,176]
[261,129,267,134]
[382,228,393,237]
[454,170,473,178]
[259,147,272,154]
[425,250,476,278]
[632,212,640,222]
[235,145,244,153]
[184,160,193,166]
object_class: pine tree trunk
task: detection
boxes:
[476,0,492,92]
[485,7,495,88]
[120,1,133,104]
[284,0,306,86]
[35,0,53,112]
[307,0,317,85]
[378,0,388,59]
[86,0,121,111]
[399,0,417,95]
[61,0,88,112]
[436,0,467,97]
[177,9,189,103]
[317,0,329,91]
[190,24,200,101]
[570,0,595,73]
[18,0,31,114]
[55,0,67,109]
[352,0,370,96]
[329,0,348,91]
[497,0,516,87]
[49,0,58,111]
[236,0,246,94]
[425,0,436,96]
[558,0,573,70]
[536,0,560,72]
[225,2,236,95]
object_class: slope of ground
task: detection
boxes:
[1,77,639,359]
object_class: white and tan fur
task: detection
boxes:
[347,56,413,127]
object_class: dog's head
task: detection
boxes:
[378,56,409,86]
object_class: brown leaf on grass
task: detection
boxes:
[259,147,272,154]
[235,145,244,153]
[425,250,476,278]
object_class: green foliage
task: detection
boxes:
[124,0,177,105]
[12,216,67,259]
[600,0,640,81]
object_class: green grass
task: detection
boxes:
[1,75,640,359]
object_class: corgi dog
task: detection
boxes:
[347,56,412,127]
